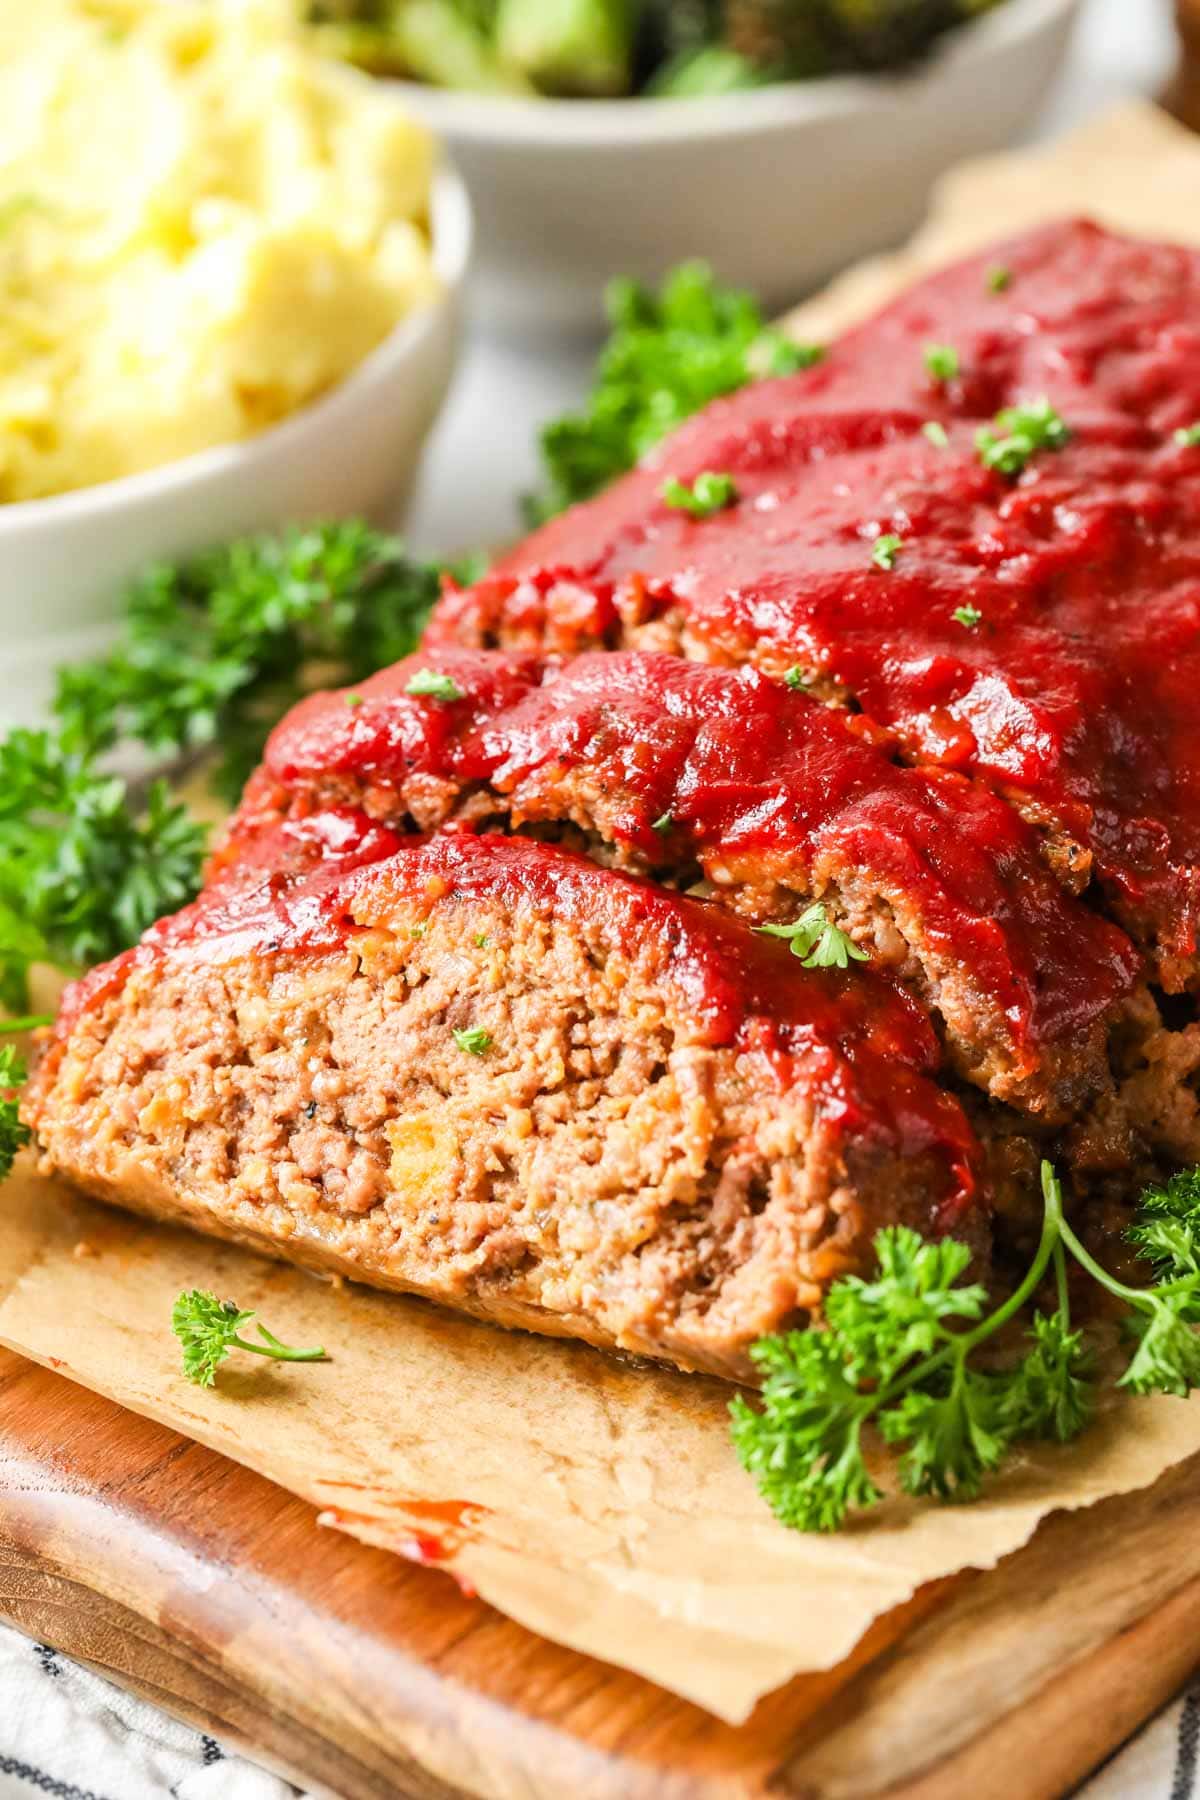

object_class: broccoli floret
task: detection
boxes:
[494,0,638,94]
[723,0,1000,77]
[306,0,530,89]
[646,41,773,94]
[722,0,832,76]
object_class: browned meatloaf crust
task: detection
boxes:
[216,645,1140,1125]
[24,833,985,1379]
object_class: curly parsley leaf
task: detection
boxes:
[172,1289,327,1388]
[882,1363,1011,1504]
[999,1306,1095,1443]
[1127,1167,1200,1291]
[824,1228,985,1383]
[756,902,869,971]
[0,1044,30,1181]
[730,1331,882,1533]
[0,732,205,1008]
[526,262,823,521]
[55,523,441,804]
[732,1158,1200,1532]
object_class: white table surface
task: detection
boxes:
[0,4,1190,1798]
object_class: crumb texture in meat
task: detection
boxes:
[221,643,1141,1123]
[26,834,985,1379]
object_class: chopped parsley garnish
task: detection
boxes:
[871,533,903,571]
[1174,423,1200,448]
[525,262,818,522]
[952,604,982,629]
[453,1027,492,1056]
[0,1044,30,1181]
[172,1290,327,1388]
[345,693,364,708]
[985,265,1012,294]
[409,924,427,938]
[733,1159,1200,1532]
[783,666,809,690]
[774,342,826,374]
[405,669,465,702]
[473,933,491,949]
[661,471,739,518]
[756,903,869,971]
[923,343,960,382]
[651,812,674,834]
[922,420,950,449]
[976,399,1071,475]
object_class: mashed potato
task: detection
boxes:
[0,0,439,502]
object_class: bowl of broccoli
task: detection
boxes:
[305,0,1080,336]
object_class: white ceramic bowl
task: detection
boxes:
[392,0,1079,340]
[0,164,471,727]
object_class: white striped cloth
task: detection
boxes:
[0,1616,1195,1800]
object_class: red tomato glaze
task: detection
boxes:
[258,645,1139,1068]
[455,221,1200,980]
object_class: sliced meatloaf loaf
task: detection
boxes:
[427,220,1200,993]
[24,832,983,1379]
[218,645,1140,1123]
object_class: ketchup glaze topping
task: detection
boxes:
[255,644,1139,1071]
[442,222,1200,983]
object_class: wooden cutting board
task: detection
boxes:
[4,1344,1200,1800]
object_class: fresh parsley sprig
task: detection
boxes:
[0,1044,30,1181]
[0,731,205,1012]
[756,903,869,971]
[732,1161,1200,1532]
[172,1290,328,1388]
[526,262,823,522]
[0,523,445,1016]
[55,523,441,804]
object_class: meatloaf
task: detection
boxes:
[25,215,1200,1375]
[429,219,1200,993]
[24,831,982,1379]
[219,645,1140,1122]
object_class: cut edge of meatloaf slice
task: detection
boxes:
[24,830,984,1382]
[214,644,1141,1128]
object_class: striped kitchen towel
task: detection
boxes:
[0,1617,1196,1798]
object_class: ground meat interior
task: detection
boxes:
[27,835,981,1379]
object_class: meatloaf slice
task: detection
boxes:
[218,645,1140,1123]
[426,221,1200,992]
[24,831,983,1380]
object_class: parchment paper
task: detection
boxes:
[4,100,1200,1726]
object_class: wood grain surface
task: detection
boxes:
[1167,1,1200,131]
[4,1345,1200,1800]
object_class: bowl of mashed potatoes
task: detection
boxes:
[0,0,469,718]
